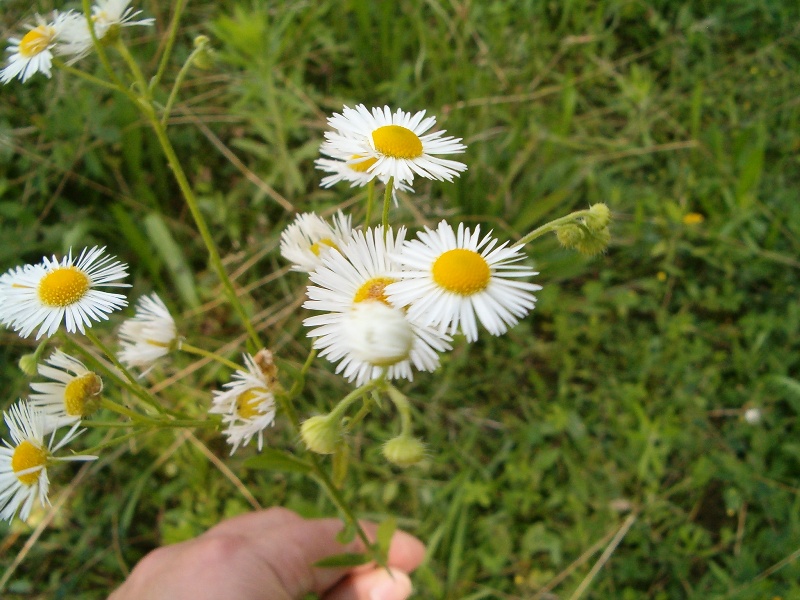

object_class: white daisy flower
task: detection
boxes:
[0,246,129,340]
[279,211,353,273]
[320,104,467,188]
[0,12,80,84]
[386,221,542,342]
[303,226,451,386]
[118,293,178,369]
[209,354,277,455]
[0,401,97,523]
[314,157,414,193]
[30,350,103,424]
[55,1,155,62]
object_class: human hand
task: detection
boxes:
[109,507,425,600]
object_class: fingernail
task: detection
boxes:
[369,570,413,600]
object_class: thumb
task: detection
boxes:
[324,568,414,600]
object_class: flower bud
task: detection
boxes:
[300,414,340,455]
[585,203,611,230]
[18,354,39,376]
[382,435,426,467]
[555,224,585,249]
[346,301,414,367]
[575,227,611,256]
[192,35,216,70]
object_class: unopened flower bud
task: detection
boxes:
[575,227,611,256]
[346,301,414,367]
[382,435,426,467]
[18,354,39,376]
[300,414,340,455]
[585,203,611,231]
[555,224,585,249]
[192,35,215,70]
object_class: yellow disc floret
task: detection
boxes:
[372,125,423,159]
[348,155,378,173]
[353,277,397,305]
[432,249,491,296]
[37,267,90,307]
[236,388,268,419]
[310,238,338,256]
[11,441,47,486]
[19,26,55,58]
[63,372,103,417]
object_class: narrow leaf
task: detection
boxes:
[244,449,312,474]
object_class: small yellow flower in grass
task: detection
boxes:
[0,401,97,522]
[30,350,103,424]
[0,246,129,339]
[280,211,353,273]
[209,354,277,455]
[386,221,541,342]
[682,212,704,225]
[118,293,178,369]
[320,105,467,189]
[303,226,452,386]
[0,12,82,84]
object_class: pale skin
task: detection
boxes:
[109,507,426,600]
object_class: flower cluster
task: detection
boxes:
[1,0,153,84]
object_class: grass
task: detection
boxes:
[1,0,800,598]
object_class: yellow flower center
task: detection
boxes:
[37,267,90,307]
[372,125,423,159]
[348,155,377,173]
[432,249,491,296]
[11,441,47,486]
[63,372,103,417]
[353,277,397,305]
[19,26,55,58]
[309,238,338,256]
[236,388,268,419]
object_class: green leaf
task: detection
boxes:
[313,552,371,568]
[143,212,201,308]
[243,449,312,474]
[376,516,397,561]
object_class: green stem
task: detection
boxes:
[81,0,127,90]
[145,116,263,349]
[344,396,374,432]
[329,379,382,421]
[515,209,593,247]
[386,383,413,436]
[179,341,242,371]
[100,397,159,425]
[52,60,122,92]
[161,43,205,126]
[114,38,150,96]
[364,179,375,228]
[150,0,187,90]
[381,178,394,236]
[82,331,164,414]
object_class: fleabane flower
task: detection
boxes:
[303,226,451,386]
[0,12,80,84]
[118,293,178,369]
[30,350,103,424]
[320,104,467,189]
[0,246,129,340]
[387,221,541,342]
[91,0,155,38]
[0,401,97,522]
[314,157,413,193]
[209,354,277,455]
[280,211,353,273]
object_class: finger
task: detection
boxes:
[245,518,425,597]
[203,506,303,539]
[323,568,413,600]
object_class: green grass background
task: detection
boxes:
[1,0,799,598]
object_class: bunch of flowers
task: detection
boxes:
[0,0,611,571]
